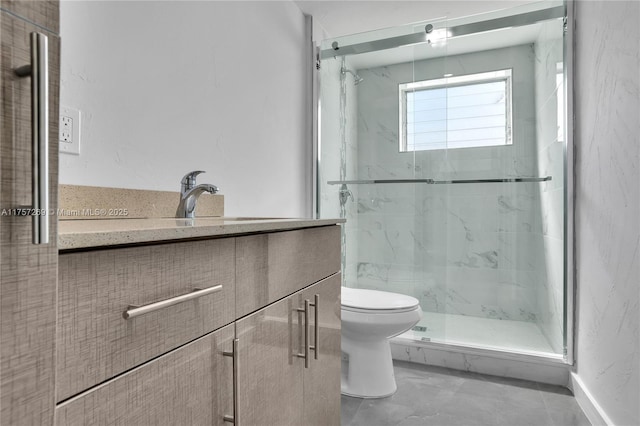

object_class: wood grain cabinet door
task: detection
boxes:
[0,10,59,425]
[55,324,235,426]
[300,274,342,426]
[235,274,342,426]
[0,0,59,33]
[235,295,305,426]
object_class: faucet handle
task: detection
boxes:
[181,170,206,192]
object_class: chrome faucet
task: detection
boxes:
[176,170,220,218]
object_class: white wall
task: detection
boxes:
[60,1,311,217]
[574,1,639,425]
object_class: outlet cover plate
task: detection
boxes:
[60,106,80,155]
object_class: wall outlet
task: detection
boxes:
[60,107,80,155]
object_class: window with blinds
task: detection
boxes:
[399,69,513,152]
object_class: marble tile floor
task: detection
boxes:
[399,311,557,356]
[342,361,590,426]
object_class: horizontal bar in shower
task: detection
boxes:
[327,176,552,185]
[320,6,564,59]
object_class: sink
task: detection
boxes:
[158,217,291,223]
[220,217,289,221]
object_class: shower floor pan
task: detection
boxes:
[398,311,559,356]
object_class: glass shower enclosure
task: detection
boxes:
[316,0,571,361]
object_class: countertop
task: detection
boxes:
[58,217,345,250]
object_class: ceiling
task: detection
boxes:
[294,0,537,39]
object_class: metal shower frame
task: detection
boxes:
[309,1,576,367]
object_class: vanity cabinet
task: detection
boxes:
[55,225,342,426]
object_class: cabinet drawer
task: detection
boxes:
[57,238,236,401]
[236,226,341,317]
[55,324,235,426]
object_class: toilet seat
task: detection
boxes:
[342,305,420,314]
[341,287,419,314]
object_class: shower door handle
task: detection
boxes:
[14,32,50,245]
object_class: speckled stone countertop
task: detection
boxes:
[58,217,345,251]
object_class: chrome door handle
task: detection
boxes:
[122,285,222,319]
[296,295,320,368]
[296,299,310,368]
[223,338,239,424]
[14,33,49,245]
[310,294,319,360]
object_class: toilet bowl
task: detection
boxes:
[340,287,422,398]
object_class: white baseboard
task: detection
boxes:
[569,372,613,426]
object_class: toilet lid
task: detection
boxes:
[341,287,420,312]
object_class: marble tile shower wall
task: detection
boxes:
[354,45,550,324]
[319,57,359,285]
[534,20,565,353]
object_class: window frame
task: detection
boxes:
[398,69,514,152]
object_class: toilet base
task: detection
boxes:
[341,336,397,398]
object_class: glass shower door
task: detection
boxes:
[317,0,568,360]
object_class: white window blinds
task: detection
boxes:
[399,69,512,152]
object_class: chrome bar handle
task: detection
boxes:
[295,300,310,368]
[122,285,222,319]
[15,33,49,245]
[309,294,319,360]
[223,338,239,424]
[304,299,310,368]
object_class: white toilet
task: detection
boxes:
[340,287,422,398]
